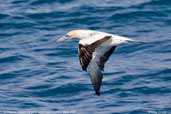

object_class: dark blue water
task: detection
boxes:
[0,0,171,114]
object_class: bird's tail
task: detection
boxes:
[126,39,147,44]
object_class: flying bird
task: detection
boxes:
[57,29,143,95]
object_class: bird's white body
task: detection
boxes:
[78,30,134,46]
[57,29,142,95]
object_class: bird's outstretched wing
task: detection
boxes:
[88,46,116,95]
[78,36,116,95]
[78,36,112,71]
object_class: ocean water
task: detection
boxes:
[0,0,171,114]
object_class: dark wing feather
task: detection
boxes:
[79,44,93,71]
[99,46,116,70]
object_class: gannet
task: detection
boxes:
[57,29,143,95]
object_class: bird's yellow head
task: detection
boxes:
[66,30,81,38]
[57,29,93,42]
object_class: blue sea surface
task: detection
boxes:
[0,0,171,114]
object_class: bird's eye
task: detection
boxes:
[65,34,69,37]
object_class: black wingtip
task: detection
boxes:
[95,91,100,96]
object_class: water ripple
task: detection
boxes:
[0,0,171,113]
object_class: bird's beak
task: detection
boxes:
[56,36,68,42]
